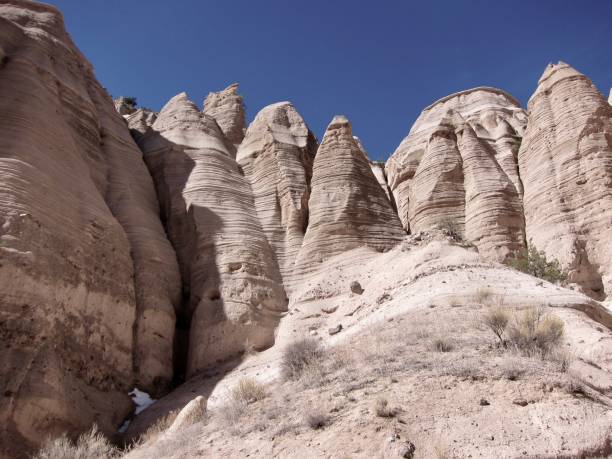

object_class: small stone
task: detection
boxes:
[513,398,529,407]
[328,324,343,335]
[350,281,364,295]
[479,398,490,406]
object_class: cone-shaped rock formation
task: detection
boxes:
[236,102,317,286]
[519,62,612,299]
[203,83,246,148]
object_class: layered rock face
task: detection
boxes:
[386,88,527,261]
[203,83,246,148]
[236,102,317,285]
[519,62,612,300]
[136,93,287,377]
[0,1,180,456]
[295,116,405,273]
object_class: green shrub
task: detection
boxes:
[436,218,462,241]
[508,240,567,283]
[122,96,137,108]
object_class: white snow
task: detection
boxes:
[129,387,156,415]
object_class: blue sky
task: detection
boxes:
[54,0,612,160]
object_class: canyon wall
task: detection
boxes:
[0,1,180,456]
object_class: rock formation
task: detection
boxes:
[0,2,180,456]
[136,92,287,377]
[519,62,612,300]
[203,83,246,148]
[126,108,157,139]
[386,88,527,261]
[369,160,394,203]
[114,96,137,116]
[295,116,405,274]
[236,102,317,285]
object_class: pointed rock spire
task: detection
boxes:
[237,102,317,286]
[295,115,404,274]
[519,62,612,299]
[139,92,287,375]
[203,83,246,147]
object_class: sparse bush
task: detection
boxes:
[482,306,510,345]
[374,397,396,418]
[140,410,179,444]
[507,307,564,356]
[475,287,493,304]
[34,425,118,459]
[501,357,525,381]
[122,96,137,108]
[437,218,462,240]
[230,377,266,404]
[431,337,453,352]
[282,338,324,381]
[508,240,567,283]
[304,407,329,429]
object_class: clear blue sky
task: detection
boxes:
[53,0,612,160]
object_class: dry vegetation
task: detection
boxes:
[35,300,610,458]
[34,425,119,459]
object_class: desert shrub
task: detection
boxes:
[34,425,118,459]
[122,96,137,108]
[436,218,462,240]
[282,338,324,381]
[304,407,329,430]
[374,397,396,418]
[475,287,493,304]
[230,377,266,404]
[431,337,453,352]
[508,240,567,283]
[482,306,510,345]
[139,410,179,444]
[500,357,525,381]
[507,307,564,356]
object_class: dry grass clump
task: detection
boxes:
[481,306,564,358]
[507,307,564,356]
[373,397,396,418]
[474,287,493,304]
[500,356,526,381]
[230,377,267,404]
[34,425,118,459]
[139,410,179,444]
[282,338,324,381]
[304,406,330,430]
[431,337,454,353]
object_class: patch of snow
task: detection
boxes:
[118,419,131,433]
[129,387,156,415]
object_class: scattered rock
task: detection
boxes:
[479,398,490,406]
[321,305,339,314]
[350,280,364,295]
[513,398,529,407]
[328,324,343,335]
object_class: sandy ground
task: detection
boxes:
[124,236,612,458]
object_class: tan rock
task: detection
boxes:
[519,62,612,300]
[386,88,527,260]
[236,102,317,285]
[203,83,246,148]
[137,92,287,376]
[0,2,180,456]
[295,115,405,276]
[114,96,136,116]
[126,108,157,139]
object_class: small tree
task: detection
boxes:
[122,96,137,108]
[482,306,510,345]
[508,240,567,283]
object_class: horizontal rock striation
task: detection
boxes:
[237,102,317,286]
[203,83,246,148]
[136,92,287,377]
[386,87,527,261]
[519,62,612,300]
[0,1,180,456]
[295,115,405,275]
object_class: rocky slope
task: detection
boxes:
[0,2,611,458]
[0,1,180,456]
[519,62,612,301]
